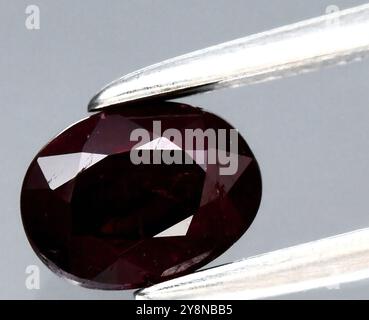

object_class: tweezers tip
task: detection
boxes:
[134,289,149,300]
[87,93,103,112]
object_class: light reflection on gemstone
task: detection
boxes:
[136,136,182,150]
[37,152,107,190]
[154,215,194,238]
[161,251,211,277]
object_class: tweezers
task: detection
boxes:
[87,3,369,299]
[88,3,369,112]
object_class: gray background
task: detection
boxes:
[1,0,369,299]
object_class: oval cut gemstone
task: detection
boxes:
[21,102,262,289]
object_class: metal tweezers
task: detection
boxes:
[87,3,369,299]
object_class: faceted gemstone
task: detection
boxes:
[21,102,262,289]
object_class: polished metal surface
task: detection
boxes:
[88,3,369,111]
[136,228,369,300]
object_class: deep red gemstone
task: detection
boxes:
[21,102,262,289]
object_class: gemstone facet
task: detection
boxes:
[21,102,262,289]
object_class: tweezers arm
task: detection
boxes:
[89,3,369,111]
[136,228,369,300]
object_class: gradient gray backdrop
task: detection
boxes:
[1,0,369,299]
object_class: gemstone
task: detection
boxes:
[21,102,262,289]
